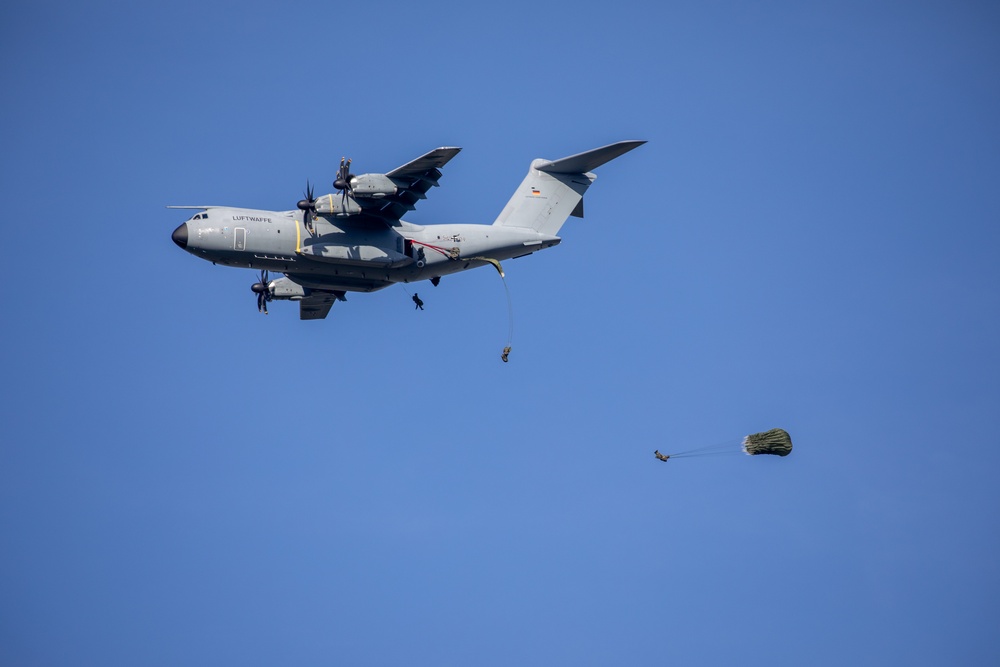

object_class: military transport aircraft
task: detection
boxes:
[170,140,644,320]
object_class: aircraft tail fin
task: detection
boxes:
[492,140,645,235]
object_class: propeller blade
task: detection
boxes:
[334,158,355,208]
[334,157,354,193]
[252,269,271,314]
[298,181,317,234]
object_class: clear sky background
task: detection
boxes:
[2,1,998,665]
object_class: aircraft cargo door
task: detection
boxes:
[235,227,246,251]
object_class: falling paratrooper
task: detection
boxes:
[654,428,793,462]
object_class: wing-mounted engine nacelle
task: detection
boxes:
[314,175,398,218]
[268,276,308,300]
[252,273,306,313]
[314,193,362,217]
[349,173,398,198]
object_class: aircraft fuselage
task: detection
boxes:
[172,207,560,292]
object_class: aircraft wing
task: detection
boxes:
[299,291,345,320]
[358,147,461,224]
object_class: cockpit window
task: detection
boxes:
[192,213,208,220]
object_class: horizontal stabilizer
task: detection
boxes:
[535,140,646,174]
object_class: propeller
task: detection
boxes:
[333,157,354,205]
[296,181,316,234]
[250,269,271,314]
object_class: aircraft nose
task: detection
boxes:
[171,222,188,249]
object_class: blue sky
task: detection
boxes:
[2,1,998,664]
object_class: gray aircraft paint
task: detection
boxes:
[171,141,644,319]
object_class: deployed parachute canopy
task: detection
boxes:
[656,428,793,461]
[742,428,793,457]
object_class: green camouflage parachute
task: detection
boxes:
[655,428,793,461]
[741,428,793,456]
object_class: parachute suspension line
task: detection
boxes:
[501,271,514,362]
[466,256,514,363]
[663,438,740,458]
[504,275,514,353]
[663,449,743,460]
[656,439,748,460]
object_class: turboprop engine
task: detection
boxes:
[268,276,308,299]
[310,174,397,218]
[251,271,308,312]
[349,173,397,198]
[314,193,362,217]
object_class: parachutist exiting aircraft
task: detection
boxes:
[170,140,645,319]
